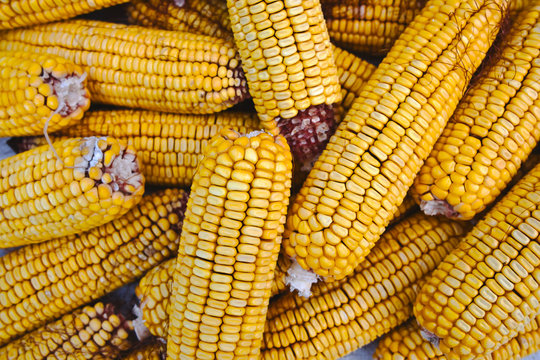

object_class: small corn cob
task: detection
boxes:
[0,189,188,346]
[0,302,133,360]
[0,0,128,30]
[122,341,166,360]
[128,0,233,43]
[7,109,260,186]
[0,20,249,114]
[374,316,540,360]
[333,45,377,122]
[135,253,292,340]
[414,161,540,359]
[167,129,293,359]
[412,2,540,220]
[0,136,144,247]
[227,0,342,164]
[261,213,467,360]
[284,0,509,281]
[322,0,426,55]
[0,51,90,137]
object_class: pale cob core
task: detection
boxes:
[166,128,293,360]
[412,3,540,220]
[414,162,540,358]
[283,0,508,281]
[261,213,466,360]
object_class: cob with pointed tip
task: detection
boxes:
[0,20,249,114]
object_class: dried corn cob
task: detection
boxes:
[0,0,128,30]
[128,0,233,43]
[284,0,509,281]
[262,212,467,360]
[135,252,292,340]
[227,0,342,164]
[122,341,166,360]
[0,136,144,247]
[0,302,133,360]
[0,51,89,137]
[7,109,260,186]
[412,2,540,220]
[0,189,188,346]
[333,45,377,123]
[167,129,293,359]
[323,0,426,55]
[0,20,248,114]
[374,315,540,360]
[414,161,540,359]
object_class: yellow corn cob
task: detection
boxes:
[227,0,342,164]
[167,129,293,360]
[128,0,233,43]
[374,316,540,360]
[0,136,144,247]
[0,20,249,114]
[284,0,509,281]
[0,0,128,30]
[0,302,133,360]
[0,51,90,137]
[333,45,377,123]
[261,212,467,360]
[135,253,292,340]
[414,161,540,359]
[122,341,166,360]
[412,2,540,220]
[323,0,425,55]
[7,109,260,186]
[0,189,188,346]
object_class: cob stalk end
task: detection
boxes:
[420,199,461,218]
[285,259,319,298]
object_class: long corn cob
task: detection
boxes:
[7,109,260,186]
[134,253,292,340]
[0,0,128,30]
[0,189,188,346]
[0,302,133,359]
[333,45,377,123]
[412,2,540,220]
[227,0,342,164]
[323,0,426,55]
[284,0,509,281]
[414,161,540,359]
[128,0,233,43]
[0,20,249,114]
[262,212,467,360]
[374,316,540,360]
[0,51,90,137]
[122,341,166,360]
[0,136,144,247]
[167,129,293,360]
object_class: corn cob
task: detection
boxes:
[7,109,260,186]
[227,0,342,165]
[122,341,166,360]
[414,161,540,359]
[0,136,144,247]
[0,302,133,360]
[374,315,540,360]
[128,0,233,43]
[284,0,509,281]
[333,45,377,123]
[0,51,90,137]
[261,212,467,360]
[323,0,426,55]
[0,189,188,346]
[167,129,293,360]
[0,20,249,114]
[0,0,128,30]
[412,2,540,220]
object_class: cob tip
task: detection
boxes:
[420,199,461,218]
[45,70,88,117]
[285,260,319,298]
[419,325,441,349]
[132,304,152,341]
